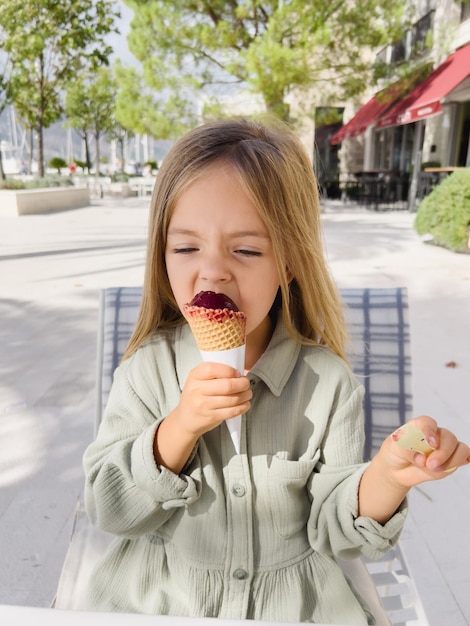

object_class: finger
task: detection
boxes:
[426,434,470,472]
[198,394,251,422]
[221,400,252,420]
[202,376,251,398]
[409,416,440,451]
[194,361,243,380]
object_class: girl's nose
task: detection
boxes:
[199,250,231,284]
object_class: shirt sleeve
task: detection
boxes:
[83,361,201,538]
[306,382,408,560]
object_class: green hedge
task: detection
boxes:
[414,169,470,253]
[0,176,74,190]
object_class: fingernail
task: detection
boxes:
[427,436,437,449]
[428,459,440,470]
[391,428,401,442]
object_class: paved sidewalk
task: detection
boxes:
[0,196,469,624]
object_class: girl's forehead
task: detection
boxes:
[166,179,272,240]
[172,167,251,208]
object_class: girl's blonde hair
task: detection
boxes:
[122,117,348,362]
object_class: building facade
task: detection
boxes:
[329,0,470,209]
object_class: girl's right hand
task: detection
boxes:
[154,362,251,473]
[173,361,252,438]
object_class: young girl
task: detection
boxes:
[83,118,469,625]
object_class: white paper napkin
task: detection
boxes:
[199,344,245,454]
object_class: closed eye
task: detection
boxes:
[235,249,262,257]
[173,247,198,254]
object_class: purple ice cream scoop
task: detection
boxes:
[189,291,239,311]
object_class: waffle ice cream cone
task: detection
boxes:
[184,305,246,351]
[184,292,247,454]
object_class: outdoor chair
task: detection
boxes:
[54,286,429,626]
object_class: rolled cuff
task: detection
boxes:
[131,421,201,508]
[344,465,408,559]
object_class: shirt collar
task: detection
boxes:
[175,313,301,398]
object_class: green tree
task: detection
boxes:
[48,156,67,174]
[0,33,13,181]
[65,67,117,179]
[122,0,409,129]
[113,61,195,141]
[106,120,134,176]
[0,0,119,177]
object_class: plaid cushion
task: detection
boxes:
[341,288,412,459]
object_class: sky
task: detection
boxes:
[107,1,137,66]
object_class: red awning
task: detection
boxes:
[330,72,426,145]
[377,43,470,129]
[330,91,398,145]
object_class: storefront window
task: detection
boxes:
[461,2,470,22]
[404,125,415,172]
[457,102,470,166]
[411,10,435,58]
[372,124,416,174]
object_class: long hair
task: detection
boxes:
[122,117,348,362]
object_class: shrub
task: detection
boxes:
[111,172,129,183]
[30,175,74,188]
[0,176,73,190]
[74,159,88,173]
[48,156,68,174]
[414,169,470,253]
[0,178,27,190]
[421,160,441,170]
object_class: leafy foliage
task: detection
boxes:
[122,0,409,130]
[0,175,73,189]
[48,157,68,174]
[0,0,119,176]
[65,66,117,176]
[0,34,14,180]
[414,170,470,253]
[113,61,197,141]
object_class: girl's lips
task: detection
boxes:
[188,290,240,311]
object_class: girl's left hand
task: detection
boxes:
[382,416,470,488]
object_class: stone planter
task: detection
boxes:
[0,186,91,216]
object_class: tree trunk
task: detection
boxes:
[28,127,34,175]
[37,119,45,177]
[95,130,101,180]
[266,97,290,123]
[0,147,6,181]
[119,137,125,172]
[37,54,46,178]
[84,134,91,173]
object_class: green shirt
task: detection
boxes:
[83,317,406,624]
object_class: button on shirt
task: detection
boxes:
[83,316,407,624]
[231,483,246,497]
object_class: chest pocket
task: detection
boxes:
[267,456,316,538]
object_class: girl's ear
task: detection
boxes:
[286,267,294,284]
